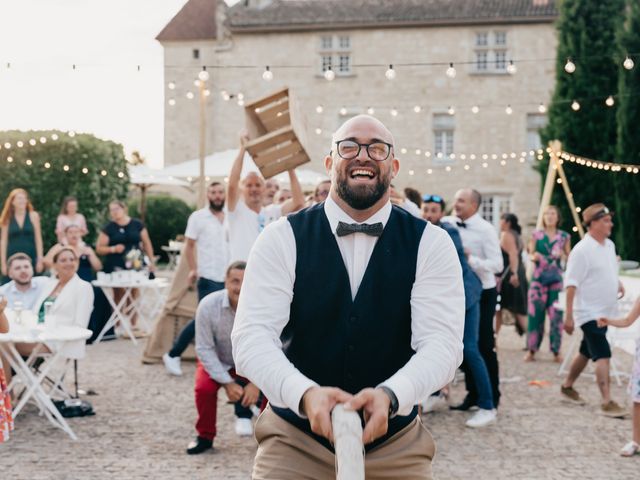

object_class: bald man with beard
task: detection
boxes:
[232,115,464,479]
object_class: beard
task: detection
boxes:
[209,199,225,211]
[335,164,390,210]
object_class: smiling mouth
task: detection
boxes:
[349,168,376,180]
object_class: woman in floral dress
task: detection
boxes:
[0,295,13,443]
[525,206,571,362]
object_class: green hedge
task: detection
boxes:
[128,195,194,262]
[0,130,130,250]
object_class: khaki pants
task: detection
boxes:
[253,407,436,480]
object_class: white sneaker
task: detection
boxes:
[235,418,254,437]
[422,393,448,413]
[162,353,182,376]
[465,408,497,428]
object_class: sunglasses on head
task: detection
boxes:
[422,194,443,203]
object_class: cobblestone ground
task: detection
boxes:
[1,327,638,479]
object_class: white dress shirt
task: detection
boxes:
[232,196,464,417]
[0,276,51,311]
[564,234,619,327]
[184,207,228,282]
[227,200,282,263]
[442,212,503,289]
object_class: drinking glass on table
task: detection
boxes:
[13,299,23,325]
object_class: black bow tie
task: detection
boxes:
[456,221,467,229]
[336,221,384,237]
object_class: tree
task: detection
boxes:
[614,1,640,261]
[540,0,626,243]
[0,130,130,249]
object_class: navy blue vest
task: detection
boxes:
[273,202,426,451]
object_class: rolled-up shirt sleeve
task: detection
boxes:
[380,224,465,415]
[231,218,317,416]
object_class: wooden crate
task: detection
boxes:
[244,87,311,179]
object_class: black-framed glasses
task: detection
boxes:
[334,139,393,161]
[423,194,443,204]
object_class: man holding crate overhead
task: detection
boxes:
[232,114,464,479]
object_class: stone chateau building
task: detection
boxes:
[157,0,558,227]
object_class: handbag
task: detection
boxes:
[538,267,562,286]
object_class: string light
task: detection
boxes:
[44,162,51,168]
[564,58,576,74]
[315,105,323,114]
[367,107,375,115]
[68,131,76,137]
[29,139,36,145]
[445,63,456,79]
[204,89,211,97]
[385,64,396,80]
[315,128,322,135]
[339,107,347,115]
[324,67,335,81]
[605,95,615,107]
[26,159,32,165]
[221,90,231,101]
[413,105,421,113]
[623,56,635,70]
[51,134,58,140]
[168,81,176,90]
[538,103,547,113]
[198,68,209,82]
[39,137,46,144]
[262,66,273,81]
[571,100,580,111]
[447,106,455,115]
[186,91,194,100]
[390,107,398,117]
[471,105,479,114]
[7,156,13,163]
[101,170,108,176]
[505,105,513,115]
[506,60,517,75]
[3,142,10,149]
[168,99,176,106]
[82,167,89,174]
[118,171,125,178]
[63,165,70,171]
[16,141,23,148]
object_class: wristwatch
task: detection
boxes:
[378,386,399,418]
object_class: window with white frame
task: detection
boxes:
[481,194,513,229]
[432,114,455,161]
[319,35,352,76]
[526,113,548,151]
[474,30,509,73]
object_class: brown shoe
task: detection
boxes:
[601,400,628,418]
[560,386,586,405]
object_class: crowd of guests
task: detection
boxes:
[0,188,158,443]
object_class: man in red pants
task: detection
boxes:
[187,261,263,454]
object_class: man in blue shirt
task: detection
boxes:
[421,195,496,427]
[0,253,49,311]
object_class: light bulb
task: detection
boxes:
[44,162,51,169]
[538,103,547,113]
[401,148,407,154]
[29,139,36,145]
[51,134,58,140]
[506,60,517,74]
[194,80,201,87]
[564,58,576,74]
[605,95,614,107]
[339,107,347,115]
[101,170,107,176]
[204,89,211,96]
[445,62,456,78]
[262,66,273,81]
[82,167,89,174]
[69,131,76,137]
[505,105,513,115]
[571,100,580,111]
[168,98,176,106]
[413,105,421,113]
[168,81,176,90]
[471,105,479,114]
[39,137,47,143]
[186,91,194,100]
[237,93,244,100]
[447,106,455,115]
[63,165,70,171]
[324,67,335,81]
[385,65,396,80]
[198,69,210,81]
[316,105,323,114]
[623,56,635,70]
[367,107,375,115]
[315,128,322,135]
[390,108,398,117]
[16,141,24,147]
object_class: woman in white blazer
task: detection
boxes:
[31,248,94,359]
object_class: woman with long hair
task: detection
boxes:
[0,188,44,279]
[525,205,571,362]
[496,212,528,337]
[55,196,88,244]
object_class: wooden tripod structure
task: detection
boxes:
[536,140,585,239]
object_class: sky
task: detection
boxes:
[0,0,197,168]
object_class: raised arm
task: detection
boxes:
[31,211,44,273]
[227,133,249,213]
[280,169,305,215]
[1,224,8,276]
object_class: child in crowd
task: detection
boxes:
[599,296,640,457]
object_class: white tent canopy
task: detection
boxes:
[161,149,328,188]
[129,165,191,187]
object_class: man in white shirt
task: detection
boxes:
[560,203,626,417]
[163,182,229,376]
[226,134,305,263]
[232,115,464,478]
[262,178,279,206]
[444,189,503,416]
[0,252,50,310]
